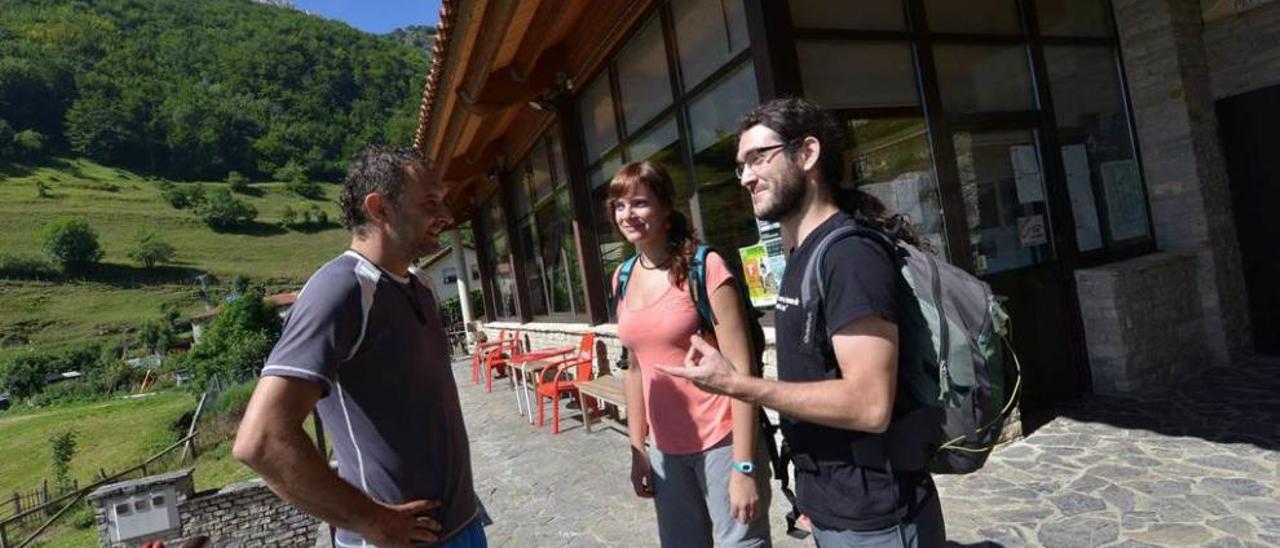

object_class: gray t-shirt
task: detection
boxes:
[263,251,477,546]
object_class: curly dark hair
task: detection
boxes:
[738,97,922,246]
[338,145,426,232]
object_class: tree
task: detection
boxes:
[184,285,282,388]
[0,118,13,159]
[40,217,104,273]
[226,170,250,193]
[128,230,176,268]
[13,129,45,160]
[49,430,78,494]
[197,187,258,229]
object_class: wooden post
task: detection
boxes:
[10,493,18,517]
[181,390,209,463]
[1,521,9,548]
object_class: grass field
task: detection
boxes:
[0,158,351,359]
[0,390,196,494]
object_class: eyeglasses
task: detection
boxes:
[734,142,792,179]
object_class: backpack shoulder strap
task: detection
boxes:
[798,223,897,347]
[614,253,640,314]
[689,245,715,333]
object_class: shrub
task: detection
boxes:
[0,252,58,279]
[226,171,250,193]
[313,206,329,225]
[197,187,258,229]
[184,286,282,388]
[40,217,103,273]
[0,118,13,159]
[280,205,297,227]
[286,178,324,200]
[128,231,177,269]
[50,430,77,494]
[208,379,257,418]
[36,180,51,198]
[157,180,205,210]
[300,208,312,224]
[13,129,46,160]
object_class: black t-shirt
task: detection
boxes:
[774,211,929,532]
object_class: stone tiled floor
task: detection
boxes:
[460,357,1280,547]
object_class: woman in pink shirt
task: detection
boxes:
[609,161,772,547]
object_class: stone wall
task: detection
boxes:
[178,479,317,547]
[1203,0,1280,99]
[1075,253,1207,394]
[1112,0,1253,367]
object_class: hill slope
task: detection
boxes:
[0,0,429,180]
[0,158,350,358]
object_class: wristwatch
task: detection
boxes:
[731,461,755,475]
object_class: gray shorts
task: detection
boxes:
[647,439,773,548]
[810,484,945,548]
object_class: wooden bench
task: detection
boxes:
[575,375,626,433]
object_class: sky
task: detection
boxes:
[291,0,442,34]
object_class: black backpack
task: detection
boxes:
[797,221,1022,475]
[614,245,809,539]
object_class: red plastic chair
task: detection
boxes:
[535,333,597,434]
[471,329,513,384]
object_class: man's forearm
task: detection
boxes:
[247,428,385,534]
[727,376,886,433]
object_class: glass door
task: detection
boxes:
[949,125,1090,416]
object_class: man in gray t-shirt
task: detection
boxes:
[235,146,483,548]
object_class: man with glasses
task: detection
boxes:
[234,146,487,548]
[660,98,945,547]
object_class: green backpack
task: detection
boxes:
[799,222,1022,474]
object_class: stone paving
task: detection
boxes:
[458,357,1280,547]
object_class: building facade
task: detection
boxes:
[415,0,1275,426]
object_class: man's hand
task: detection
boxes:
[629,445,654,498]
[654,334,743,396]
[729,472,760,524]
[361,499,443,547]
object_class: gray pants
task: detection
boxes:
[647,440,772,548]
[810,485,945,548]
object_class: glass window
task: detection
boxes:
[953,129,1055,275]
[1035,0,1112,37]
[673,0,750,90]
[1045,45,1150,247]
[789,0,905,30]
[798,41,919,109]
[934,45,1034,113]
[482,199,517,320]
[134,500,150,512]
[590,153,624,189]
[580,74,619,163]
[698,183,760,250]
[628,116,691,198]
[519,220,549,317]
[115,504,131,516]
[616,16,674,130]
[152,496,166,507]
[443,266,459,285]
[689,62,758,187]
[543,188,585,315]
[925,0,1022,35]
[592,184,627,314]
[526,141,554,206]
[847,118,948,256]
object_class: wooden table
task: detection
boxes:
[575,375,627,433]
[508,349,573,424]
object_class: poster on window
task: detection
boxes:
[1017,214,1049,248]
[1062,145,1103,252]
[1010,145,1045,204]
[1101,160,1149,241]
[738,243,781,309]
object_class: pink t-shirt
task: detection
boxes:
[616,254,736,455]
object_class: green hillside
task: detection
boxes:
[0,158,350,359]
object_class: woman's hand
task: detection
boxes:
[728,472,760,524]
[630,445,655,498]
